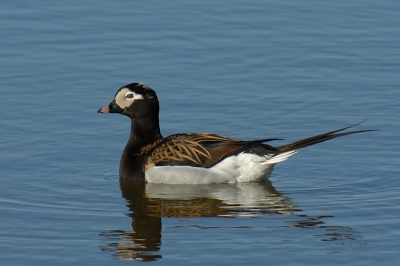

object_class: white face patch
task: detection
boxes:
[114,88,144,109]
[125,90,144,101]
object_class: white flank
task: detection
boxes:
[145,165,234,184]
[145,151,297,184]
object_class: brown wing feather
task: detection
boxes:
[139,133,279,168]
[147,133,238,166]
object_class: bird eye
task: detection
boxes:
[123,90,143,101]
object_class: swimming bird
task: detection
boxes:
[98,82,371,184]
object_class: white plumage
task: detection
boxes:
[145,150,298,184]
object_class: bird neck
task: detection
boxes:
[127,116,162,150]
[119,116,162,180]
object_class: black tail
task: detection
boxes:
[276,120,374,153]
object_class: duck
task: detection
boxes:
[98,82,371,184]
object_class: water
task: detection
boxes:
[1,0,399,265]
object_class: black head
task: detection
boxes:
[98,82,159,119]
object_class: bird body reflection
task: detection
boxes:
[100,177,362,261]
[100,177,295,260]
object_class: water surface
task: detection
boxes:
[1,0,399,265]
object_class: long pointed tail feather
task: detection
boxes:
[276,120,374,153]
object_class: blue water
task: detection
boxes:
[1,0,399,265]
